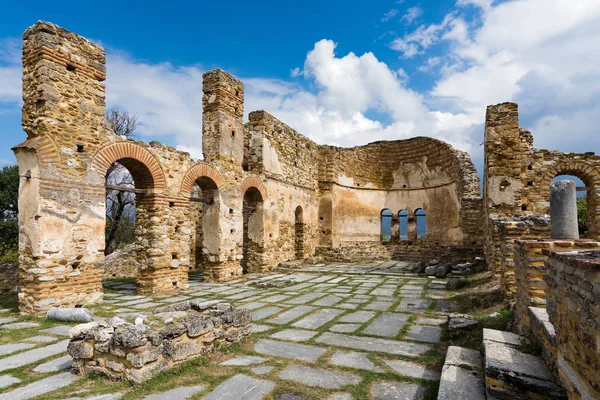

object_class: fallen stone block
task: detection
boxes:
[47,308,94,323]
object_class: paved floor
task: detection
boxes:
[0,262,455,400]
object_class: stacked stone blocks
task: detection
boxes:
[68,301,251,383]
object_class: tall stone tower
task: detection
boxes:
[200,69,246,281]
[483,102,525,218]
[13,22,108,314]
[202,69,244,168]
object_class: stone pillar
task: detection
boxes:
[14,22,108,314]
[201,69,245,281]
[550,181,579,239]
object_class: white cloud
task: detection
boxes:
[401,6,422,25]
[391,0,600,156]
[390,14,455,58]
[0,38,21,106]
[381,9,399,22]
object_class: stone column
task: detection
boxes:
[550,181,579,239]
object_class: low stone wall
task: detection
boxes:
[316,241,483,264]
[514,239,600,338]
[0,263,18,294]
[485,215,550,299]
[68,300,251,383]
[545,249,600,399]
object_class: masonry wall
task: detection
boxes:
[315,138,483,260]
[513,239,600,336]
[13,21,489,314]
[545,249,600,399]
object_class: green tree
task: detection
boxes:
[577,197,587,235]
[0,165,19,263]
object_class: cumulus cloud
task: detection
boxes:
[396,0,600,156]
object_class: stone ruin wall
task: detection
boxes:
[544,249,600,399]
[245,111,320,268]
[12,21,543,315]
[483,102,600,299]
[315,137,483,262]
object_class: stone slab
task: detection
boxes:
[396,299,431,314]
[33,355,72,373]
[331,350,383,372]
[251,324,273,333]
[444,346,482,370]
[292,309,345,329]
[203,374,274,400]
[363,313,409,337]
[383,359,440,381]
[220,356,266,366]
[268,306,316,325]
[438,365,485,400]
[285,292,326,305]
[418,318,446,326]
[252,307,285,321]
[338,310,375,323]
[483,328,522,347]
[0,371,76,400]
[0,343,35,356]
[0,375,20,389]
[40,325,72,336]
[251,366,273,375]
[363,301,393,311]
[270,329,317,342]
[329,324,361,333]
[0,340,69,372]
[315,333,430,356]
[22,336,57,343]
[405,325,442,343]
[0,317,17,325]
[313,295,343,306]
[279,365,360,388]
[254,339,326,362]
[0,322,40,330]
[143,385,205,400]
[370,382,426,400]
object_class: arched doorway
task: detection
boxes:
[295,206,304,259]
[242,187,264,273]
[190,176,220,272]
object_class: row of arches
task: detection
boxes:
[381,208,427,242]
[93,142,274,279]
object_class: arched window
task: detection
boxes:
[398,209,409,240]
[381,209,393,242]
[415,208,426,239]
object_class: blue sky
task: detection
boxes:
[1,0,599,178]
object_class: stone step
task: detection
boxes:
[482,329,567,399]
[437,346,485,400]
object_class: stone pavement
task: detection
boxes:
[0,262,457,399]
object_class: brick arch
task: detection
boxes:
[241,176,267,200]
[540,158,600,240]
[90,142,166,189]
[541,159,600,189]
[12,135,61,167]
[181,163,226,194]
